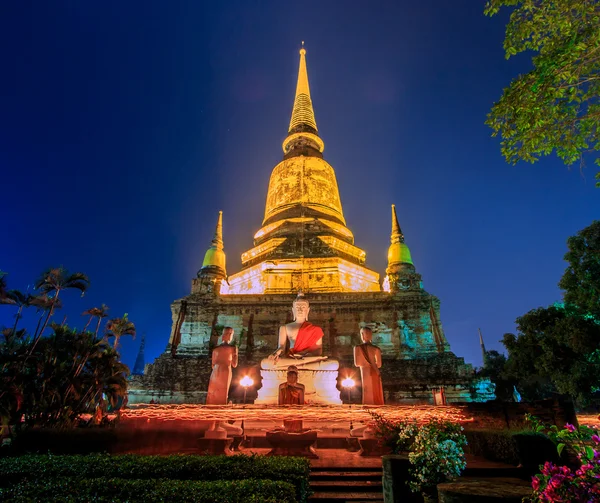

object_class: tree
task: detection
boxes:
[82,304,109,339]
[0,271,8,300]
[105,314,136,350]
[480,349,515,401]
[0,269,132,431]
[3,290,32,333]
[485,0,600,184]
[34,267,89,339]
[559,220,600,318]
[503,305,600,404]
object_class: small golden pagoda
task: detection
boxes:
[222,46,380,294]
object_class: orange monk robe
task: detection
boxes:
[278,383,305,405]
[289,322,323,355]
[354,343,384,405]
[206,343,238,405]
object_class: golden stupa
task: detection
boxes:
[223,46,380,294]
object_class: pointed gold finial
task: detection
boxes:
[390,204,404,244]
[212,210,224,249]
[288,43,317,133]
[202,211,226,274]
[387,204,413,267]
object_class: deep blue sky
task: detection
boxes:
[1,1,598,370]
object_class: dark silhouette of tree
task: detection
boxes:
[82,304,110,339]
[34,267,89,341]
[105,314,136,350]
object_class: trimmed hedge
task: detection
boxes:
[0,477,297,503]
[464,430,520,465]
[0,454,311,502]
[463,429,559,470]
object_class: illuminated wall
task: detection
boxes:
[222,257,380,295]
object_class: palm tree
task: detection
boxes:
[4,290,31,334]
[34,267,89,339]
[105,314,136,350]
[30,294,60,340]
[0,271,9,301]
[82,304,109,339]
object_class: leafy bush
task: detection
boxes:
[512,432,560,471]
[0,454,311,502]
[0,477,297,503]
[368,411,411,453]
[524,419,600,502]
[369,412,467,497]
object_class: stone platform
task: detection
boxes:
[255,367,342,405]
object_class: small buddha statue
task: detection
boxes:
[278,366,306,405]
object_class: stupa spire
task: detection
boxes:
[212,210,224,249]
[390,204,405,244]
[289,42,318,134]
[387,204,413,268]
[201,211,226,276]
[132,333,146,375]
[478,328,487,365]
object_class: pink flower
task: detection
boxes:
[531,476,540,490]
[565,423,576,433]
[549,474,566,489]
[592,434,600,444]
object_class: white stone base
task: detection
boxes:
[255,368,342,405]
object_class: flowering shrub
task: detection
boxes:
[406,419,467,495]
[525,415,600,502]
[369,413,467,496]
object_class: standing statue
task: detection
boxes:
[278,365,306,405]
[262,293,337,370]
[206,327,238,404]
[354,327,384,405]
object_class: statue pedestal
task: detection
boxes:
[266,429,319,459]
[197,437,233,455]
[256,367,342,405]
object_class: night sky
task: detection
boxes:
[1,1,599,370]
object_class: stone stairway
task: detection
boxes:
[308,466,384,502]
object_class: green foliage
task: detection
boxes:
[369,413,467,495]
[368,411,411,454]
[524,416,600,502]
[0,478,297,503]
[480,350,515,401]
[485,0,600,183]
[0,269,130,431]
[502,305,600,404]
[1,324,129,428]
[406,420,467,495]
[559,220,600,319]
[105,313,136,350]
[511,431,561,469]
[0,454,310,502]
[526,413,599,462]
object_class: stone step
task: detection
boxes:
[310,471,382,481]
[463,466,526,479]
[308,492,384,502]
[310,480,382,491]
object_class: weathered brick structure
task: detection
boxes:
[128,46,493,405]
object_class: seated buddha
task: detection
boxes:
[261,293,338,371]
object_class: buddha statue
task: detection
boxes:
[261,293,338,371]
[353,327,384,405]
[278,365,305,405]
[206,327,238,404]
